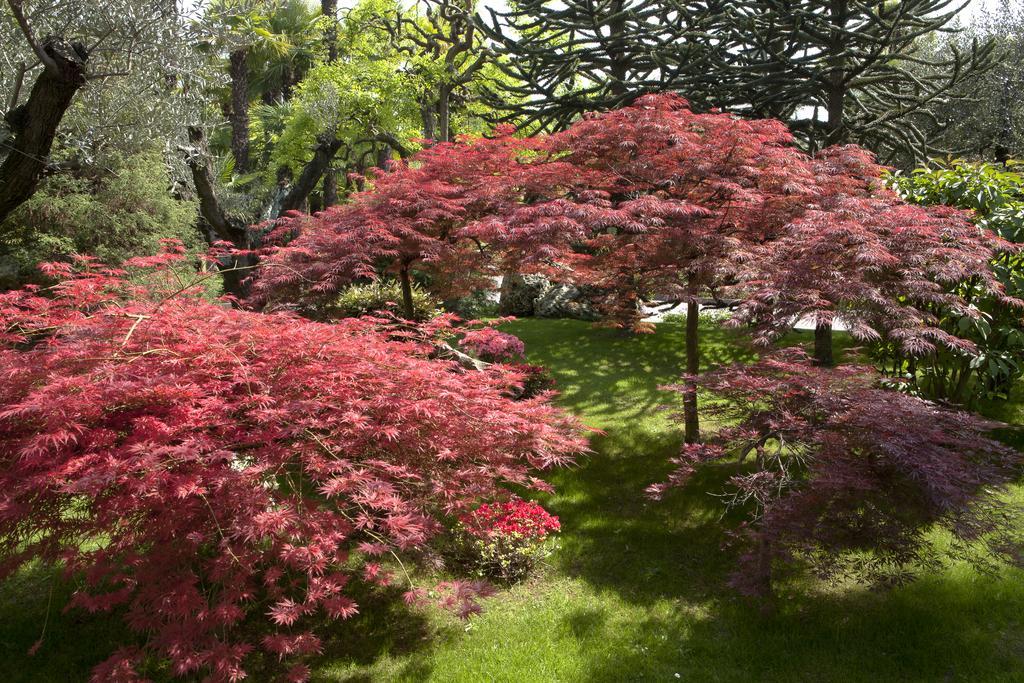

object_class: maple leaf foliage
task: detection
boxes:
[458,327,526,363]
[252,94,825,329]
[0,248,585,681]
[479,93,821,329]
[250,127,578,312]
[653,349,1024,597]
[734,145,1022,356]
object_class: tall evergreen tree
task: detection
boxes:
[726,0,995,163]
[477,0,735,131]
[479,0,994,163]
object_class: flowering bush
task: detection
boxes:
[0,248,585,681]
[455,499,561,583]
[459,327,526,363]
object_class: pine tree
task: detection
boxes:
[476,0,735,130]
[710,0,995,163]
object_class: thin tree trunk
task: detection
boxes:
[228,48,250,174]
[0,39,87,229]
[755,533,774,600]
[399,265,415,319]
[952,358,973,404]
[438,85,451,143]
[320,0,339,208]
[184,127,252,300]
[813,322,834,366]
[683,275,700,444]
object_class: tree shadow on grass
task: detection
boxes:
[0,562,442,683]
[505,318,1024,682]
[547,427,745,606]
[309,583,446,682]
[569,567,1024,682]
[0,561,134,683]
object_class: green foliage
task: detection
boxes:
[0,150,199,289]
[446,288,500,320]
[454,530,556,584]
[1,0,211,161]
[327,279,440,321]
[270,53,422,177]
[888,160,1024,403]
[889,160,1024,219]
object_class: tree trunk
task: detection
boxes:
[813,322,834,366]
[399,265,415,319]
[683,276,700,444]
[375,144,391,169]
[438,85,451,143]
[607,0,629,98]
[321,0,338,62]
[322,171,338,209]
[228,49,250,174]
[320,0,339,207]
[0,39,87,230]
[421,97,437,141]
[755,533,774,601]
[279,135,344,214]
[824,0,849,148]
[184,127,252,300]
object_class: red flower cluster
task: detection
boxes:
[459,328,526,363]
[461,498,561,540]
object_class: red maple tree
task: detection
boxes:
[251,127,583,319]
[0,248,586,681]
[734,145,1020,367]
[496,94,820,442]
[253,95,826,443]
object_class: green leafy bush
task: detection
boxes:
[888,160,1024,403]
[326,280,440,321]
[0,149,199,289]
[446,288,500,320]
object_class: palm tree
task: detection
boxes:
[207,0,319,174]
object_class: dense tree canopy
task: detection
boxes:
[653,349,1023,597]
[258,93,1010,440]
[0,248,584,680]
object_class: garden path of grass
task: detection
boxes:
[2,317,1023,682]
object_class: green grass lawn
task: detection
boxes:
[3,317,1023,682]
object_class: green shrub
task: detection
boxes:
[0,149,199,289]
[446,288,500,320]
[888,160,1024,403]
[326,280,440,321]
